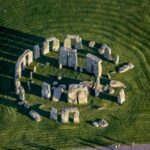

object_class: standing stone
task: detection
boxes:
[30,71,33,79]
[52,87,63,102]
[86,53,102,78]
[59,47,78,69]
[41,82,51,99]
[79,67,83,73]
[89,41,95,48]
[94,78,101,97]
[27,80,31,91]
[19,86,25,101]
[50,107,58,120]
[118,89,126,104]
[98,43,107,54]
[68,49,78,68]
[61,110,69,123]
[33,45,40,59]
[59,63,62,69]
[61,107,79,123]
[33,66,37,73]
[59,47,68,66]
[104,47,113,61]
[114,55,119,64]
[68,84,88,104]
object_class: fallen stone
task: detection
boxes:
[110,80,126,88]
[119,63,134,73]
[118,89,126,104]
[29,110,41,122]
[50,107,58,120]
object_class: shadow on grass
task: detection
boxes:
[78,137,111,149]
[22,141,55,150]
[0,26,45,93]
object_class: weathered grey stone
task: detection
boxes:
[53,81,58,86]
[98,119,109,128]
[29,110,41,122]
[118,89,126,104]
[119,63,134,73]
[59,47,78,69]
[92,121,99,127]
[104,47,113,61]
[68,84,88,104]
[19,86,25,101]
[86,53,102,78]
[33,44,40,59]
[18,100,25,106]
[61,107,79,123]
[59,84,66,90]
[52,87,62,102]
[41,82,51,99]
[98,43,107,54]
[89,41,95,48]
[24,101,30,109]
[79,67,83,73]
[110,80,126,88]
[27,80,31,91]
[50,107,58,120]
[114,55,119,64]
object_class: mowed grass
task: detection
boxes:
[0,0,150,149]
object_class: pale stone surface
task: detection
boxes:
[114,55,119,64]
[80,80,93,89]
[92,119,108,128]
[33,44,40,59]
[64,35,82,49]
[27,80,31,91]
[41,82,51,99]
[29,110,41,122]
[24,101,30,109]
[98,119,109,128]
[119,63,134,73]
[68,84,88,104]
[118,89,126,104]
[33,66,37,73]
[86,53,102,77]
[59,47,78,69]
[94,78,101,97]
[110,80,126,88]
[92,121,99,127]
[109,88,115,95]
[52,87,62,102]
[61,107,79,123]
[102,84,109,92]
[19,86,25,101]
[30,71,33,79]
[104,47,113,61]
[89,41,95,48]
[15,50,33,93]
[50,107,58,120]
[42,37,60,55]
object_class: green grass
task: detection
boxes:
[0,0,150,149]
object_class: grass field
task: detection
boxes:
[0,0,150,149]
